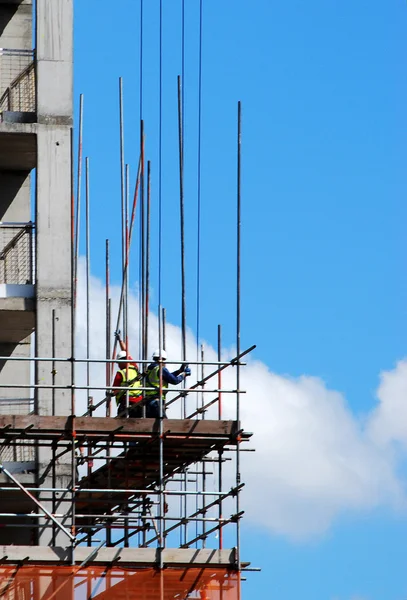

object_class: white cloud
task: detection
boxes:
[76,261,407,540]
[367,360,407,449]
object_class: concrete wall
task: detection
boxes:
[35,126,72,417]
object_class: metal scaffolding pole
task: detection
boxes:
[74,93,84,304]
[86,157,91,399]
[70,126,77,565]
[218,324,223,550]
[119,77,126,281]
[236,100,242,579]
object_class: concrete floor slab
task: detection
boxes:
[0,297,35,342]
[0,123,37,170]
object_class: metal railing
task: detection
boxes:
[0,222,34,285]
[0,49,36,114]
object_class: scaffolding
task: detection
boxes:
[0,97,251,594]
[0,348,253,597]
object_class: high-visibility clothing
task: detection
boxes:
[115,365,142,404]
[144,364,168,398]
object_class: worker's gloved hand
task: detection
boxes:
[184,366,191,377]
[114,330,121,340]
[180,363,187,371]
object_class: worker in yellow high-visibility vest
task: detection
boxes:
[144,349,191,418]
[112,333,143,418]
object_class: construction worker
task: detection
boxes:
[112,333,143,418]
[144,349,191,418]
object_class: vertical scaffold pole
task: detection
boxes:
[158,4,164,593]
[106,239,112,546]
[87,395,93,548]
[177,76,187,370]
[74,93,83,305]
[119,77,126,284]
[125,163,130,412]
[85,157,90,403]
[70,127,76,566]
[201,344,207,547]
[140,121,146,417]
[51,309,56,415]
[158,303,164,569]
[162,307,166,351]
[236,100,242,582]
[178,73,188,545]
[106,240,111,416]
[140,120,145,364]
[146,161,151,359]
[196,0,203,367]
[218,324,223,550]
[51,308,56,545]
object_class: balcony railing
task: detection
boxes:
[0,222,34,285]
[0,49,36,116]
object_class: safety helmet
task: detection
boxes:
[152,349,167,361]
[117,350,127,361]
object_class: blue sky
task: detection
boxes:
[74,1,407,598]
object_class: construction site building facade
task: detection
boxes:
[0,1,251,598]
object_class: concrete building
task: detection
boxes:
[0,0,73,546]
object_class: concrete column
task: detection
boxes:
[35,0,73,546]
[36,0,73,124]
